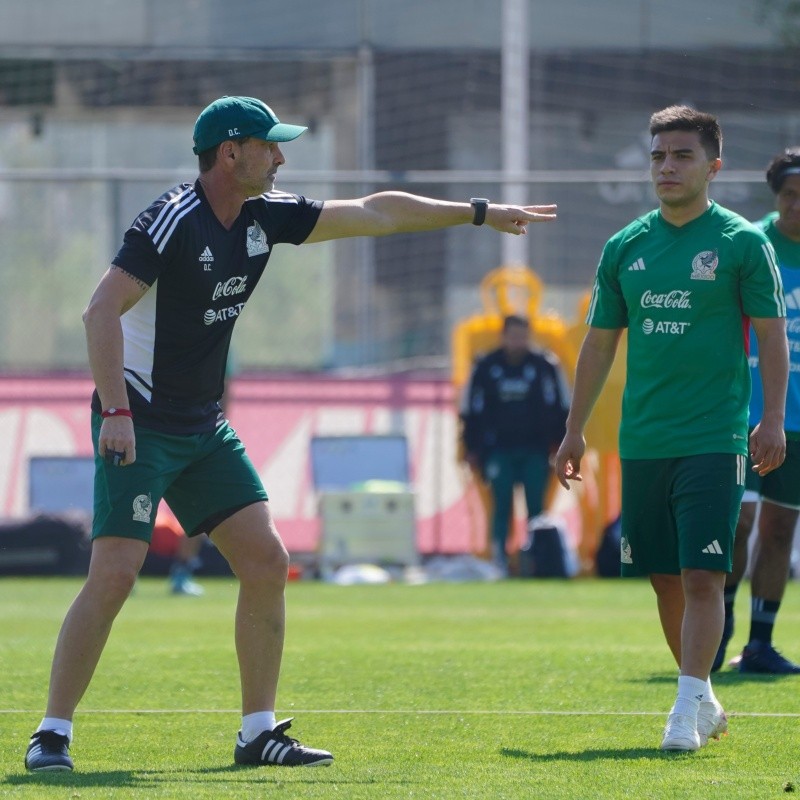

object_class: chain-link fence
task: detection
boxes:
[0,0,797,370]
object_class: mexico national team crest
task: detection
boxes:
[132,493,153,523]
[690,250,718,281]
[246,222,269,257]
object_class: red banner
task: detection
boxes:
[0,373,489,554]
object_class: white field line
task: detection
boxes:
[2,709,799,717]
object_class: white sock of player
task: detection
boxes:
[241,711,276,742]
[672,675,705,719]
[672,675,706,719]
[704,679,718,706]
[37,717,73,742]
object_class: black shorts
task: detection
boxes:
[743,436,800,509]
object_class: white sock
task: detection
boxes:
[38,717,73,742]
[241,711,276,743]
[672,675,706,718]
[704,679,718,706]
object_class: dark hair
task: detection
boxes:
[197,136,252,173]
[766,147,800,194]
[649,105,722,160]
[502,314,529,332]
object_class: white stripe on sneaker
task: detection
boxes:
[261,739,290,763]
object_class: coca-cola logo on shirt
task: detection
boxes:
[640,289,692,310]
[212,276,248,301]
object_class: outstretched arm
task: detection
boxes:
[304,192,556,243]
[555,326,623,489]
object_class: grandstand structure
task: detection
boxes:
[0,0,796,371]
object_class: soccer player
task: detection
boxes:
[555,106,788,751]
[713,148,800,675]
[23,96,556,772]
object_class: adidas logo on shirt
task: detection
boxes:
[701,540,723,555]
[199,246,214,271]
[627,258,646,271]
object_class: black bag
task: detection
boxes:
[595,515,622,577]
[0,514,90,576]
[518,514,578,578]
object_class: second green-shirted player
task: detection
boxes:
[556,106,788,753]
[588,203,784,578]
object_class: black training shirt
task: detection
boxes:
[91,180,323,433]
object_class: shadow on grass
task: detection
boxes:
[638,670,788,686]
[703,671,791,686]
[500,746,701,763]
[4,765,396,788]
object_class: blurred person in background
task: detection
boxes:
[713,148,800,675]
[168,534,205,595]
[460,314,569,574]
[24,95,557,773]
[555,106,787,752]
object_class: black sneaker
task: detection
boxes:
[739,641,800,674]
[25,730,74,772]
[234,718,333,767]
[711,613,734,672]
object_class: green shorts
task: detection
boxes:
[91,414,268,542]
[743,435,800,509]
[620,453,746,576]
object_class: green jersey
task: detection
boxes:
[587,201,785,459]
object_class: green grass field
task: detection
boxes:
[1,576,799,799]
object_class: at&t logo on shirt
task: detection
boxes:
[204,303,246,325]
[642,318,691,335]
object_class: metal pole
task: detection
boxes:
[501,0,530,268]
[357,0,376,364]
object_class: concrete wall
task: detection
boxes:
[0,0,776,54]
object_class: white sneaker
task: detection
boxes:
[697,699,728,745]
[660,712,701,751]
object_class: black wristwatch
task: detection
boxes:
[470,197,490,226]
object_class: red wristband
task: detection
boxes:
[101,407,133,419]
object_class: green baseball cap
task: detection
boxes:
[192,96,308,155]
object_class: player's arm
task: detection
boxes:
[304,192,556,243]
[82,266,150,466]
[545,355,571,451]
[749,316,789,476]
[555,326,623,489]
